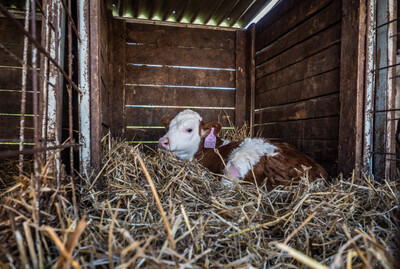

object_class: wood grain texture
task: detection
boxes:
[0,116,34,140]
[126,65,235,87]
[126,23,235,50]
[256,44,341,94]
[125,107,235,127]
[256,22,341,73]
[235,30,246,127]
[255,69,340,109]
[0,91,33,114]
[125,86,235,107]
[110,18,127,138]
[338,0,365,176]
[255,94,339,123]
[126,45,236,69]
[255,116,339,141]
[256,0,334,51]
[255,0,341,64]
[0,68,33,90]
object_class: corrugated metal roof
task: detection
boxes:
[0,0,276,29]
[110,0,275,29]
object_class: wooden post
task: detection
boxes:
[248,24,255,137]
[89,0,101,172]
[110,18,126,138]
[235,29,246,128]
[338,0,366,177]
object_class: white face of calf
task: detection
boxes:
[158,110,203,160]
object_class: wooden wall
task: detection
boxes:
[0,16,38,151]
[254,0,342,175]
[110,21,244,145]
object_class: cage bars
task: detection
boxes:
[363,0,397,179]
[0,1,86,179]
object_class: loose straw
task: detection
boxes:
[136,154,179,267]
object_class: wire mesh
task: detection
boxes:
[0,1,82,185]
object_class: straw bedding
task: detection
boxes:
[0,136,399,268]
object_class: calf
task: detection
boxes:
[158,109,328,189]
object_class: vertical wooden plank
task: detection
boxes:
[248,24,255,137]
[386,0,397,180]
[110,18,126,138]
[235,29,246,127]
[338,0,365,177]
[90,0,101,172]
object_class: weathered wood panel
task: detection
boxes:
[337,0,366,176]
[126,45,236,69]
[255,94,339,123]
[256,0,334,51]
[0,68,33,90]
[125,107,235,128]
[109,18,126,137]
[255,117,339,140]
[113,22,237,144]
[126,65,235,87]
[254,0,342,176]
[0,17,39,151]
[235,30,246,127]
[0,18,41,43]
[0,91,33,114]
[125,86,235,107]
[126,23,235,50]
[255,69,340,109]
[256,23,341,73]
[0,116,34,140]
[256,0,341,64]
[0,43,35,66]
[256,44,341,94]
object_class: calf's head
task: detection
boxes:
[158,109,222,160]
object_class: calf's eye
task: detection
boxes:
[187,128,193,133]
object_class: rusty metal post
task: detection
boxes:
[363,0,376,175]
[78,0,92,173]
[385,0,397,180]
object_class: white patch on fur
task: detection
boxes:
[159,109,202,160]
[225,138,279,179]
[221,139,230,147]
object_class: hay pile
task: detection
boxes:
[0,136,399,268]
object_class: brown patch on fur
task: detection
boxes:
[194,136,328,190]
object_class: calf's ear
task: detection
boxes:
[201,121,222,137]
[160,116,173,131]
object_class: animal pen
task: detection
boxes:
[0,0,400,268]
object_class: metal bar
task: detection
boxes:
[374,17,397,29]
[370,61,400,72]
[0,4,82,95]
[0,144,82,159]
[68,0,74,175]
[372,151,397,155]
[30,0,42,246]
[19,0,30,176]
[60,0,82,42]
[41,2,51,160]
[369,108,400,113]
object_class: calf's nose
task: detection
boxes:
[158,137,170,149]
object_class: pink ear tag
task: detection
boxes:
[204,127,217,148]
